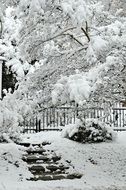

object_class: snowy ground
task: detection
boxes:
[0,131,126,190]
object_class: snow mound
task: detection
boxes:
[62,118,117,143]
[0,143,32,183]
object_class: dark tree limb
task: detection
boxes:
[81,27,90,42]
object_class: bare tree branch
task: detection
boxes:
[81,27,90,42]
[86,21,88,33]
[29,26,76,55]
[65,33,84,46]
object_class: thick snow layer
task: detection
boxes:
[0,131,126,190]
[0,143,32,187]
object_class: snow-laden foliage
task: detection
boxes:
[0,7,31,80]
[0,91,33,142]
[52,71,93,105]
[0,4,37,81]
[18,0,105,62]
[62,118,117,143]
[52,16,126,105]
[16,0,126,108]
[0,0,125,128]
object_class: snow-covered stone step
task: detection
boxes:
[22,155,50,162]
[29,173,82,181]
[17,141,51,147]
[29,174,66,181]
[46,164,69,172]
[23,154,61,163]
[26,148,46,154]
[29,165,45,172]
[29,166,67,175]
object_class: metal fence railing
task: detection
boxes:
[21,106,126,133]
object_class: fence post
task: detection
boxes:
[39,119,41,132]
[36,117,38,133]
[43,110,45,131]
[76,103,79,117]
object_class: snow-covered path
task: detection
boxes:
[0,131,126,190]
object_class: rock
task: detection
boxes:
[26,148,46,154]
[59,165,69,171]
[88,158,97,165]
[29,165,45,172]
[46,165,59,172]
[42,142,51,146]
[18,142,31,147]
[66,160,71,164]
[52,155,61,162]
[67,173,82,179]
[52,174,66,180]
[14,161,20,167]
[29,175,52,181]
[22,155,28,161]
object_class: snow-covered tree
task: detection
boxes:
[16,0,126,109]
[0,2,36,82]
[0,0,126,133]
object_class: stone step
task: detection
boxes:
[28,172,82,181]
[18,142,31,147]
[29,165,45,172]
[26,148,46,154]
[28,163,69,174]
[22,155,50,162]
[29,174,67,181]
[18,142,50,147]
[30,169,67,175]
[27,160,55,165]
[23,155,61,163]
[67,173,83,179]
[46,165,69,172]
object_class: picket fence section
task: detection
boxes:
[21,106,126,133]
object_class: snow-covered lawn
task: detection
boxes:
[0,131,126,190]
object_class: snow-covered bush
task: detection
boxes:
[0,91,32,143]
[0,99,21,142]
[62,118,116,143]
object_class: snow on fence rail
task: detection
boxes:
[21,106,126,133]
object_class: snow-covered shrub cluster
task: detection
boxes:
[0,91,33,143]
[62,118,116,143]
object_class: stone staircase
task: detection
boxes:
[19,142,82,181]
